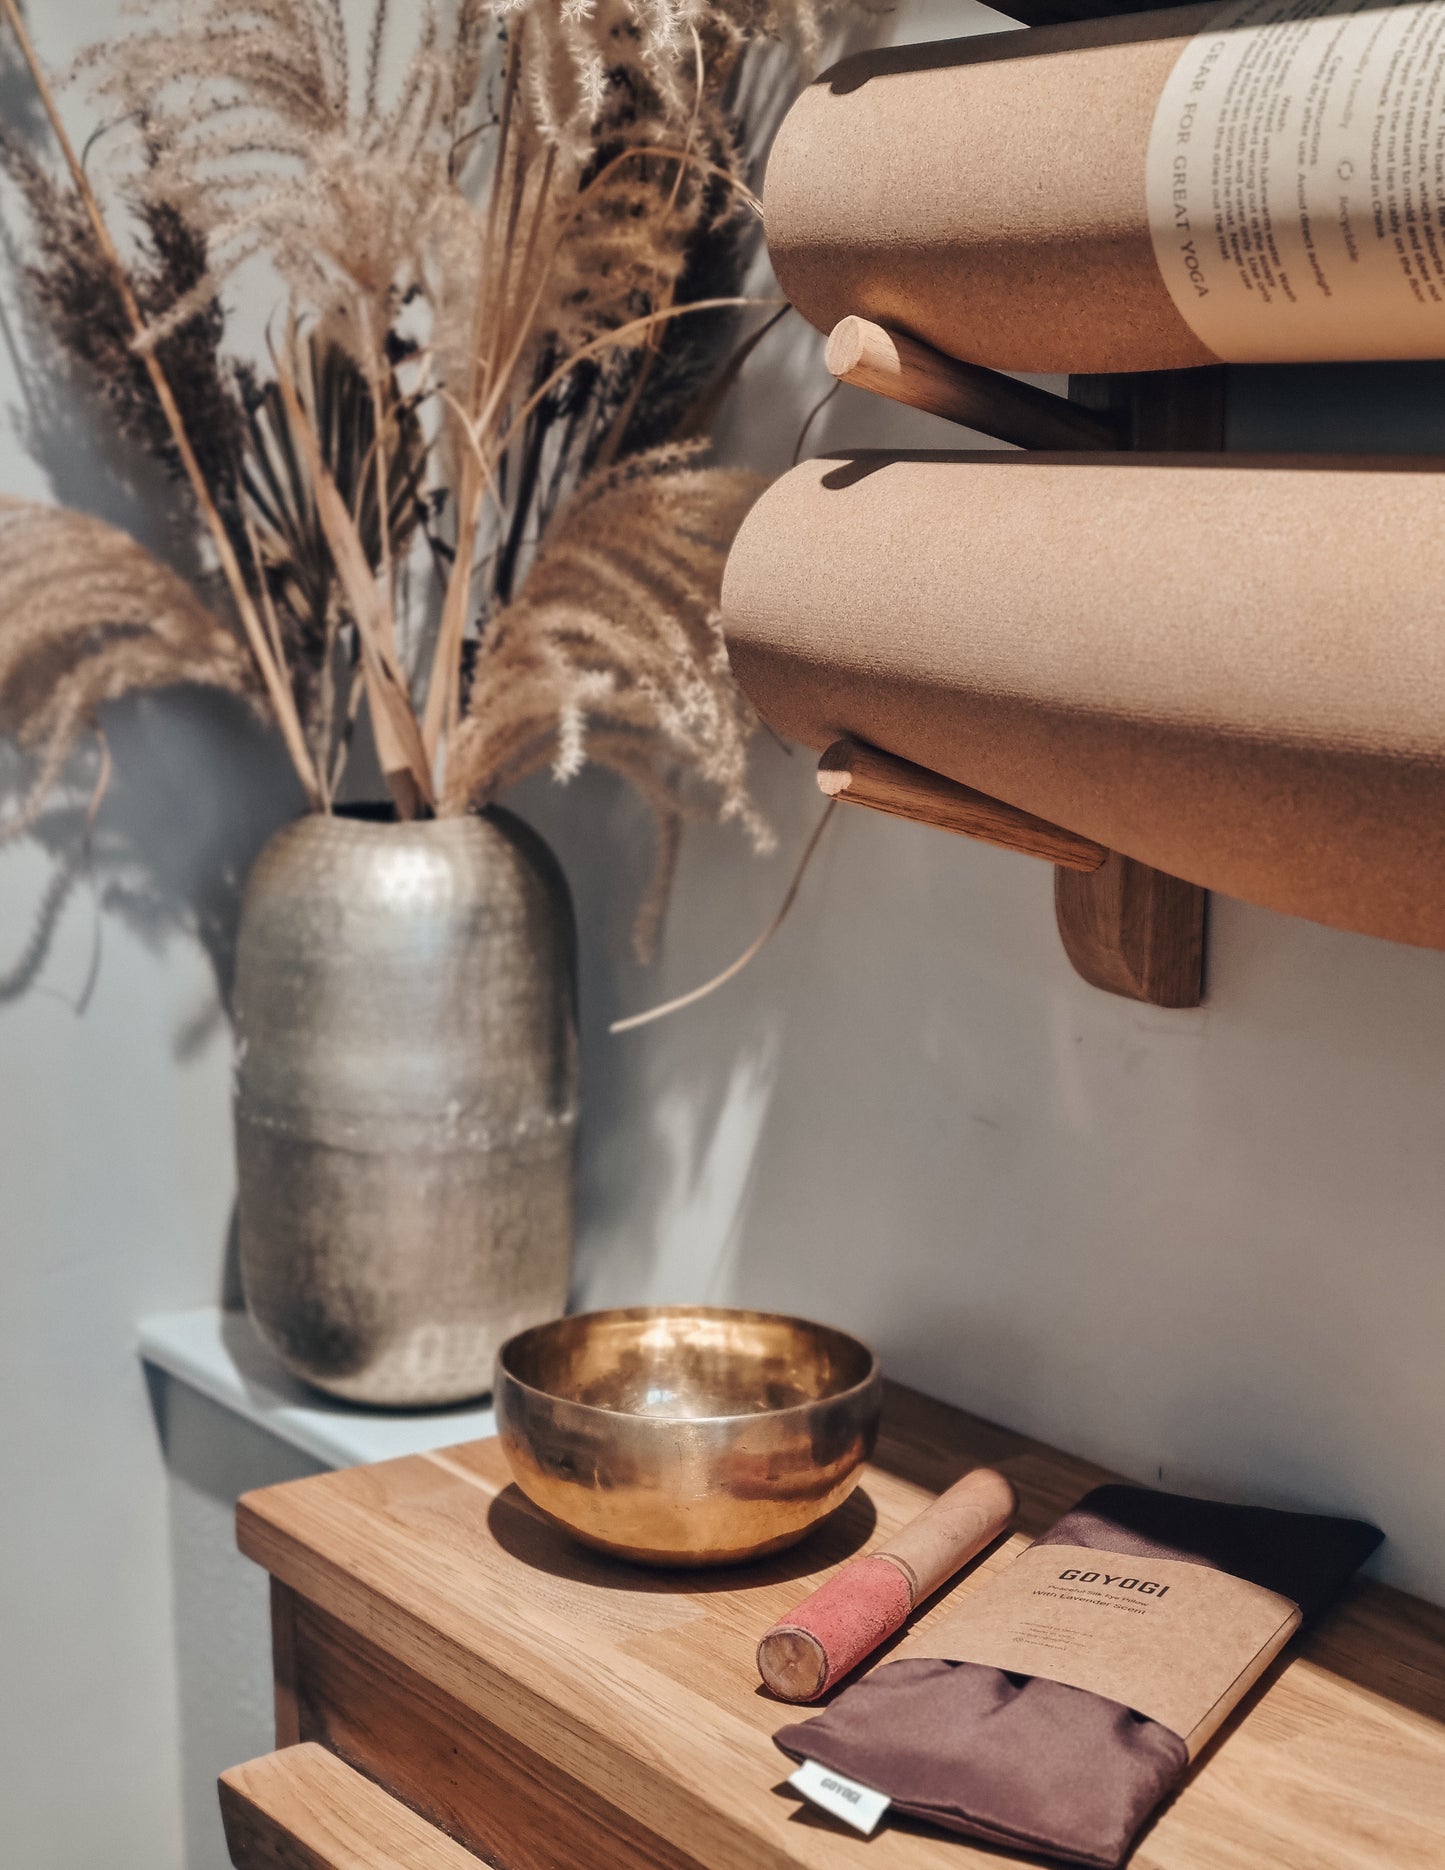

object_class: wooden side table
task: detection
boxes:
[220,1383,1445,1870]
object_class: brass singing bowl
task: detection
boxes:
[494,1306,882,1567]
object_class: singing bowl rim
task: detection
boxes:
[494,1303,881,1426]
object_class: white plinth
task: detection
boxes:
[138,1306,496,1469]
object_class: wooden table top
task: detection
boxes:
[238,1382,1445,1870]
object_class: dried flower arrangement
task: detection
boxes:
[0,0,843,954]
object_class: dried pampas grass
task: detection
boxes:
[2,0,850,959]
[0,498,253,844]
[445,444,771,954]
[81,0,475,366]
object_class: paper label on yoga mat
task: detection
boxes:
[914,1544,1301,1754]
[787,1759,891,1835]
[1146,0,1445,361]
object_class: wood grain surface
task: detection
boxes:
[220,1742,492,1870]
[271,1579,303,1750]
[237,1383,1445,1870]
[1055,851,1207,1008]
[285,1593,704,1870]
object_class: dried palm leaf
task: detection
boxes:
[242,325,428,755]
[271,358,436,815]
[244,333,426,615]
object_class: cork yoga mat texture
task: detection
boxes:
[720,452,1445,950]
[763,6,1220,375]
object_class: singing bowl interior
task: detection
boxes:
[495,1306,882,1567]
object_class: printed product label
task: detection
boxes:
[911,1544,1300,1755]
[787,1759,892,1835]
[1146,0,1445,360]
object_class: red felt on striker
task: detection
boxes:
[757,1467,1017,1703]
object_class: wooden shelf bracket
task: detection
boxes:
[818,736,1204,1009]
[1056,854,1205,1009]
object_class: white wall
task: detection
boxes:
[522,1,1445,1611]
[3,3,1445,1868]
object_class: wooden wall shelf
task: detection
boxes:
[817,735,1206,1008]
[802,322,1219,1009]
[227,1384,1445,1870]
[728,22,1445,988]
[725,0,1445,992]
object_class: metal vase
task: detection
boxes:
[232,806,578,1407]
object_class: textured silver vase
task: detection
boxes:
[232,806,578,1406]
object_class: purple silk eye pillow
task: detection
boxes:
[773,1484,1382,1868]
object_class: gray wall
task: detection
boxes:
[4,2,1445,1867]
[0,9,307,1863]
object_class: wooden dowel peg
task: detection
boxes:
[818,737,1108,872]
[826,317,1122,452]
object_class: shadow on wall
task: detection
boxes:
[0,167,305,1039]
[0,27,44,149]
[504,752,807,1313]
[0,694,301,1029]
[0,693,299,1301]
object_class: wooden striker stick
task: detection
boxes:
[826,316,1122,451]
[758,1466,1017,1702]
[818,738,1108,872]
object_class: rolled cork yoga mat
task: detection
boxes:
[765,8,1218,375]
[721,450,1445,952]
[759,1468,1017,1702]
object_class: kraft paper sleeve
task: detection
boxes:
[907,1544,1301,1756]
[764,8,1218,374]
[720,450,1445,952]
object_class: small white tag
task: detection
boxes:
[787,1758,891,1836]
